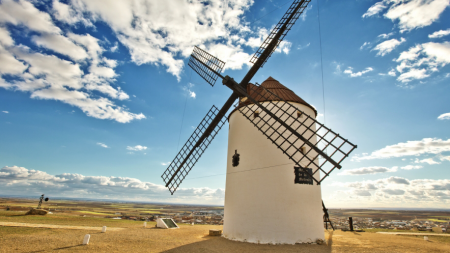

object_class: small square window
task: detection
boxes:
[253,111,259,118]
[297,111,303,118]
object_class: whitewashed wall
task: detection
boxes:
[223,101,324,244]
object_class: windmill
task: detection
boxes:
[162,0,357,244]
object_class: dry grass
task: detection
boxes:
[1,223,450,252]
[1,210,450,252]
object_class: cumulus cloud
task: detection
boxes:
[395,42,450,83]
[97,142,108,148]
[0,0,295,122]
[401,165,423,170]
[0,166,224,204]
[414,158,440,165]
[329,176,450,207]
[429,28,450,38]
[340,165,423,175]
[353,138,450,161]
[126,145,147,151]
[372,37,406,56]
[62,0,291,80]
[344,67,374,77]
[339,166,397,175]
[438,112,450,120]
[363,0,450,32]
[0,0,145,123]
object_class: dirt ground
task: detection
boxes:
[1,223,450,253]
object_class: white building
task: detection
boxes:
[223,77,324,244]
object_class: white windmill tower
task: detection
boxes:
[161,0,356,245]
[223,77,324,244]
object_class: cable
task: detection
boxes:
[317,0,326,125]
[176,70,192,153]
[184,162,295,181]
[247,0,292,26]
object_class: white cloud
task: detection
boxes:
[378,32,395,39]
[110,42,119,52]
[353,138,450,161]
[126,145,147,151]
[0,26,14,46]
[0,0,144,123]
[438,112,450,120]
[372,37,406,56]
[332,61,343,74]
[339,166,397,175]
[395,42,450,83]
[52,0,92,27]
[344,67,374,77]
[388,68,397,76]
[182,83,196,98]
[400,165,423,170]
[440,155,450,162]
[362,2,387,18]
[64,0,288,80]
[97,142,108,148]
[32,34,89,61]
[1,0,295,122]
[363,0,450,32]
[161,162,170,166]
[328,176,450,207]
[297,42,310,50]
[0,0,60,34]
[414,158,440,165]
[2,111,8,113]
[0,166,224,204]
[360,42,371,50]
[429,28,450,38]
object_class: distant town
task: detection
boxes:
[2,197,450,233]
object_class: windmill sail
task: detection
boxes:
[188,46,225,87]
[235,83,357,184]
[162,105,227,194]
[161,0,348,195]
[249,0,311,67]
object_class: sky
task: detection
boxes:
[0,0,449,208]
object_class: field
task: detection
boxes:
[1,197,450,252]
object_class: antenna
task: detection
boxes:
[161,0,357,194]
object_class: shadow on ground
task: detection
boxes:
[30,244,84,252]
[161,232,333,253]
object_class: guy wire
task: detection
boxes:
[176,69,192,153]
[317,0,326,125]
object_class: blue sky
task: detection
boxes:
[0,0,449,207]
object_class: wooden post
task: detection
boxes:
[349,217,354,231]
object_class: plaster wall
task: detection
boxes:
[223,101,324,244]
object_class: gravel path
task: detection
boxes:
[0,221,124,231]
